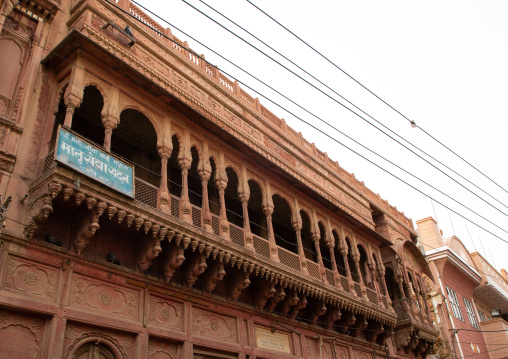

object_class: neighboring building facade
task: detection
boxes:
[417,217,508,359]
[0,0,439,358]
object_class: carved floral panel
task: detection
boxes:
[148,337,180,359]
[306,337,333,359]
[148,295,184,331]
[0,308,48,358]
[70,274,140,320]
[191,308,238,343]
[2,255,59,303]
[335,345,349,359]
[351,349,373,359]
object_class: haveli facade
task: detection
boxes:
[0,0,439,358]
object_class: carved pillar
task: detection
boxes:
[178,158,192,224]
[158,147,171,214]
[239,192,254,250]
[63,55,85,128]
[311,232,325,280]
[378,267,392,307]
[340,247,352,292]
[352,250,367,298]
[216,178,230,240]
[263,205,279,262]
[101,115,119,152]
[328,242,340,287]
[198,168,212,232]
[292,220,308,274]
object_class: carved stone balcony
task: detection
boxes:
[392,298,438,356]
[26,161,397,337]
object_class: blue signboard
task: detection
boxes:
[55,126,135,198]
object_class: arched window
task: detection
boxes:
[319,222,332,270]
[70,85,104,145]
[188,147,202,206]
[272,195,297,254]
[247,180,267,239]
[357,245,369,287]
[111,109,160,187]
[346,237,360,282]
[72,341,117,359]
[332,230,347,276]
[208,158,220,216]
[300,210,315,261]
[168,135,182,198]
[225,167,243,227]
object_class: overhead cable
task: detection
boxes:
[245,0,508,198]
[179,0,508,217]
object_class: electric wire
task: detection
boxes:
[113,1,508,245]
[178,0,508,217]
[245,0,508,198]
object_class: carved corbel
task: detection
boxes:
[137,234,163,271]
[394,329,411,350]
[73,208,101,255]
[24,194,54,239]
[323,306,342,330]
[203,261,226,293]
[184,252,207,288]
[163,243,185,282]
[309,301,327,326]
[278,289,298,315]
[337,311,356,334]
[227,270,251,301]
[288,293,308,320]
[366,322,384,343]
[267,285,286,312]
[349,315,368,338]
[254,280,277,309]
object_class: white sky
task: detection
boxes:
[134,0,508,271]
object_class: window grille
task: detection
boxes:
[464,298,480,329]
[477,309,487,322]
[445,286,463,321]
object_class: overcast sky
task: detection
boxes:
[134,0,508,271]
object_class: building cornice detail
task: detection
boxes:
[426,246,481,283]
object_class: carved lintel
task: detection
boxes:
[254,281,277,309]
[267,285,286,312]
[184,252,207,288]
[323,306,342,330]
[73,209,100,255]
[288,293,307,320]
[203,261,226,293]
[227,270,251,301]
[163,243,185,283]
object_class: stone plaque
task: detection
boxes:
[255,327,291,353]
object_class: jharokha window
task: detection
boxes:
[445,286,464,321]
